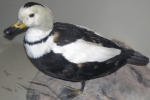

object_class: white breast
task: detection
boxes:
[24,27,53,58]
[24,35,56,58]
[24,42,51,58]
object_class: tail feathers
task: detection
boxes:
[127,51,149,66]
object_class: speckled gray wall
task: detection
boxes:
[1,0,150,68]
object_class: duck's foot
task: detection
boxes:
[59,86,83,100]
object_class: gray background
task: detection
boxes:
[0,0,150,99]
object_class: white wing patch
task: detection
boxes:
[53,39,121,63]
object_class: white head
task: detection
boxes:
[4,2,54,42]
[18,2,53,31]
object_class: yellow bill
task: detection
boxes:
[12,21,26,29]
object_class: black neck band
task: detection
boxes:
[24,33,51,45]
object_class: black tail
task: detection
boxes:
[127,50,149,66]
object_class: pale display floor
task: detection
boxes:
[0,39,38,100]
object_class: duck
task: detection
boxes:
[4,2,149,100]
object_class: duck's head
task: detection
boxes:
[4,2,53,35]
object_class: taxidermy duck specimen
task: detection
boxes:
[4,2,149,100]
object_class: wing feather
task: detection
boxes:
[52,22,122,63]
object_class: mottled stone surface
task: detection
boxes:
[26,40,150,100]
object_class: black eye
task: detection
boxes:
[29,13,34,17]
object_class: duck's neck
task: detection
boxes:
[25,27,52,43]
